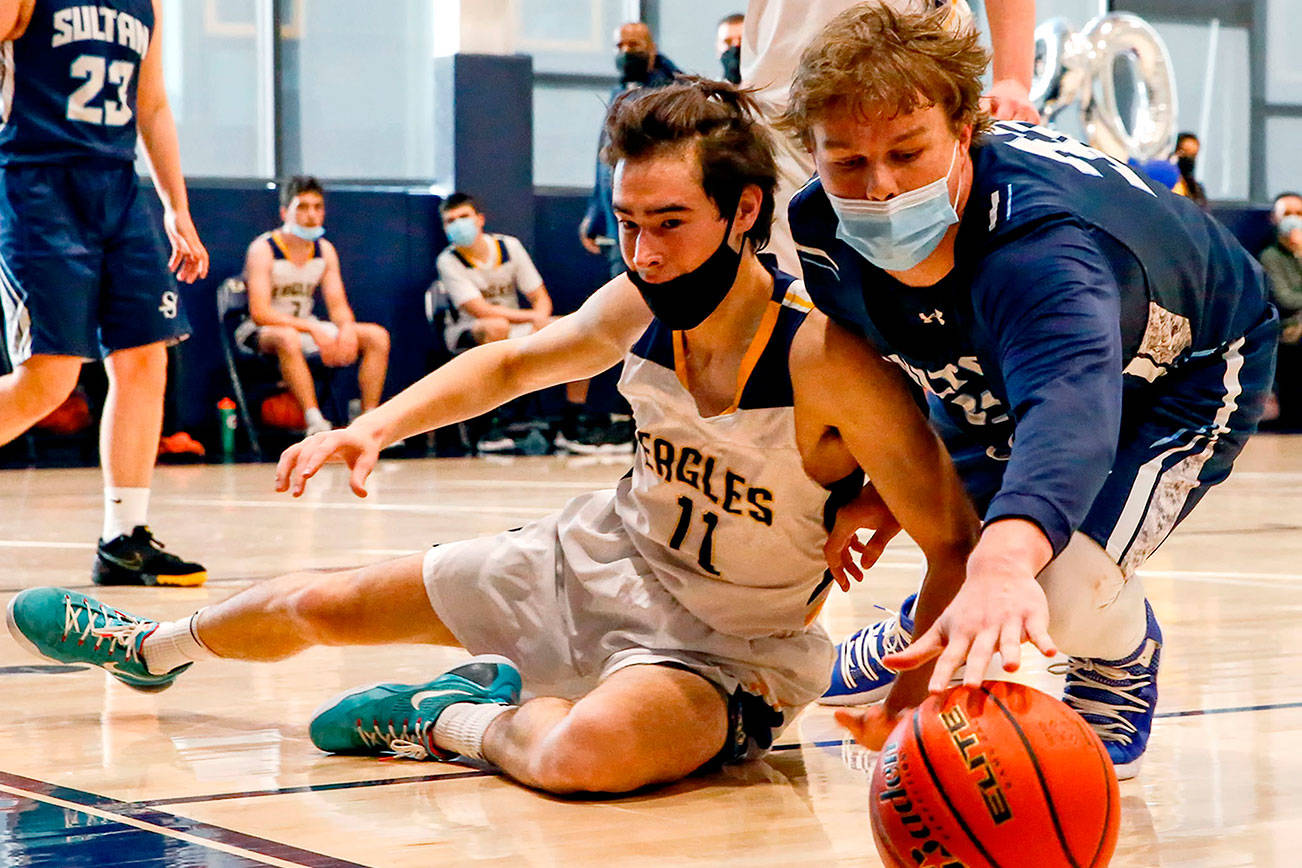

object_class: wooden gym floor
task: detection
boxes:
[2,434,1300,866]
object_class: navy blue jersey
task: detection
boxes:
[0,0,153,164]
[791,122,1272,555]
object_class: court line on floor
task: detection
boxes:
[155,497,557,517]
[48,697,1296,813]
[0,770,367,868]
[136,768,497,808]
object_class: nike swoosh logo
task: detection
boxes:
[99,551,144,569]
[409,689,466,709]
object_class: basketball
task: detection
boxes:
[869,681,1119,868]
[260,391,307,430]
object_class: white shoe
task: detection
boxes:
[304,418,333,437]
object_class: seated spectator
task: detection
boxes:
[1261,192,1302,428]
[1262,192,1302,333]
[238,176,390,437]
[436,193,611,454]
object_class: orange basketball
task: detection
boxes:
[260,391,307,430]
[869,681,1119,868]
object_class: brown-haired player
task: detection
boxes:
[10,78,981,795]
[782,4,1275,779]
[239,175,390,436]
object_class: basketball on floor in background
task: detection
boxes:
[870,681,1119,868]
[261,391,307,430]
[33,389,93,436]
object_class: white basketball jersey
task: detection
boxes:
[595,267,853,639]
[260,231,326,319]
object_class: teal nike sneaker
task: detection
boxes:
[310,655,521,760]
[6,587,190,693]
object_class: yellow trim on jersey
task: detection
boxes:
[671,299,781,417]
[270,230,294,260]
[782,290,813,312]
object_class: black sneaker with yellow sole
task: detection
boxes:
[92,526,207,587]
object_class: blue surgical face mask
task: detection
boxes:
[826,143,961,272]
[445,216,479,248]
[285,220,325,241]
[1280,214,1302,238]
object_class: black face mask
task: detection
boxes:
[627,214,743,331]
[720,45,741,84]
[617,51,651,84]
[1177,154,1196,176]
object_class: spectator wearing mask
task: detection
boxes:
[1261,192,1302,427]
[718,13,744,84]
[435,193,608,454]
[579,22,681,279]
[240,176,390,437]
[1171,132,1208,209]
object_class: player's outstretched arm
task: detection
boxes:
[137,0,208,283]
[275,276,653,497]
[792,312,980,728]
[983,0,1040,123]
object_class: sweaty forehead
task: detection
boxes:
[613,151,708,211]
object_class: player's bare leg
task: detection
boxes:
[102,342,167,490]
[192,553,455,660]
[353,323,389,412]
[0,354,81,445]
[7,553,455,690]
[258,325,320,416]
[482,664,728,794]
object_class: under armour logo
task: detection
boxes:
[159,291,179,320]
[918,310,945,325]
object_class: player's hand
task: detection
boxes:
[310,323,347,366]
[333,322,360,365]
[833,704,911,751]
[824,482,902,591]
[275,425,381,498]
[578,217,603,255]
[163,209,210,283]
[981,79,1040,123]
[883,568,1056,693]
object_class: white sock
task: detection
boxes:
[303,407,327,427]
[431,702,514,761]
[140,613,220,675]
[103,487,149,541]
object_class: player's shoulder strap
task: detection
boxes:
[449,236,511,269]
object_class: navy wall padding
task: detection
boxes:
[437,54,535,250]
[141,182,448,438]
[1210,205,1275,257]
[531,190,610,314]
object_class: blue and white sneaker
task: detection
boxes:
[819,594,916,706]
[1059,599,1161,781]
[5,587,190,692]
[310,655,521,760]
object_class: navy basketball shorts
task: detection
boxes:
[947,310,1278,576]
[0,161,190,365]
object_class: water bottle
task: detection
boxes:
[217,398,237,458]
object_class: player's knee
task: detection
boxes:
[13,360,80,418]
[478,318,510,343]
[527,708,689,794]
[284,573,368,645]
[364,325,390,356]
[106,343,166,390]
[265,327,301,355]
